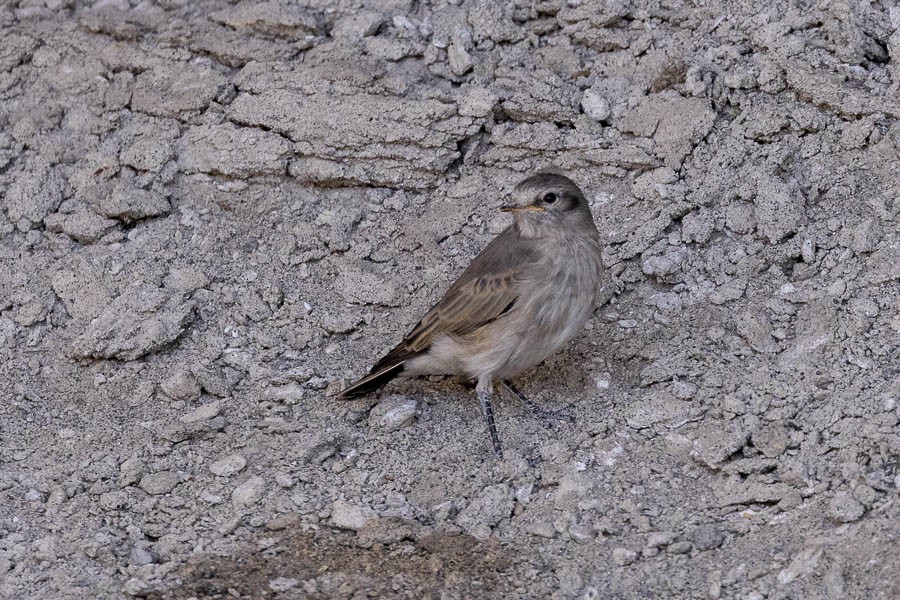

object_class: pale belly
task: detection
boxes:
[406,238,602,381]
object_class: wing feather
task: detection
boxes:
[402,225,537,352]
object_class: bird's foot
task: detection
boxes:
[477,388,504,459]
[501,380,576,427]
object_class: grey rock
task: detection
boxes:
[44,207,118,243]
[139,471,179,495]
[751,423,791,458]
[129,545,158,566]
[735,311,776,354]
[179,123,292,177]
[356,517,421,549]
[5,155,64,226]
[163,269,210,294]
[612,547,637,566]
[269,577,300,593]
[96,186,171,222]
[714,481,793,507]
[447,40,474,76]
[265,383,305,405]
[581,88,611,121]
[209,2,318,37]
[119,119,179,173]
[330,499,376,531]
[618,91,716,169]
[777,545,823,585]
[828,491,865,523]
[193,366,234,397]
[179,400,221,424]
[162,370,202,402]
[119,457,145,488]
[667,541,693,554]
[853,484,877,507]
[469,0,522,43]
[458,86,497,118]
[691,525,725,551]
[295,432,345,464]
[456,484,513,539]
[647,531,676,548]
[69,288,195,361]
[210,454,247,477]
[160,416,227,443]
[331,12,383,40]
[131,64,226,118]
[123,578,150,596]
[368,395,418,432]
[228,66,480,189]
[753,176,803,244]
[691,421,751,468]
[232,476,266,509]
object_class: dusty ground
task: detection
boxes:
[1,0,899,598]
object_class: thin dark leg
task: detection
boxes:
[477,388,504,459]
[501,380,575,425]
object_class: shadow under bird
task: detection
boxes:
[338,173,604,458]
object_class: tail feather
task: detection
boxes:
[337,345,416,399]
[338,361,404,399]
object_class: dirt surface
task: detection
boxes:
[2,1,900,598]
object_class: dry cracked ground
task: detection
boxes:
[1,0,899,599]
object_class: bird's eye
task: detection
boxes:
[543,192,557,204]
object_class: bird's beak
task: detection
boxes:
[500,205,545,213]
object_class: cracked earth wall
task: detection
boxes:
[1,1,899,599]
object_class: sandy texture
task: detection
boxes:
[1,1,899,598]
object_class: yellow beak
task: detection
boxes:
[500,205,545,213]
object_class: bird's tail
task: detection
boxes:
[337,346,414,399]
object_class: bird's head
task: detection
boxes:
[501,173,594,238]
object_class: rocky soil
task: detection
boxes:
[1,0,899,598]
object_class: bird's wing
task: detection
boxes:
[402,225,538,352]
[337,225,537,399]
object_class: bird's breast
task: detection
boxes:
[509,234,603,367]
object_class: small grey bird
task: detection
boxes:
[338,173,603,458]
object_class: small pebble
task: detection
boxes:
[368,395,418,431]
[275,473,295,488]
[266,513,300,531]
[612,547,637,566]
[130,546,158,566]
[210,454,247,477]
[269,578,300,592]
[232,476,266,509]
[124,578,150,596]
[853,485,877,507]
[139,471,179,495]
[647,531,676,548]
[180,400,221,423]
[828,491,865,522]
[671,381,697,400]
[692,526,725,551]
[119,458,145,488]
[581,88,611,121]
[330,499,376,531]
[668,541,693,554]
[568,522,595,543]
[161,370,201,401]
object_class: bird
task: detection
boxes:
[337,173,604,458]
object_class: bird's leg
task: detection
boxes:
[476,377,503,459]
[501,380,576,426]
